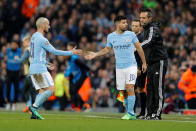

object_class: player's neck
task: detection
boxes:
[37,28,44,35]
[116,28,124,34]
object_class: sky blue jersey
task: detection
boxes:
[29,32,73,74]
[106,31,139,69]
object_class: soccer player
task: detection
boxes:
[29,17,82,119]
[131,19,147,119]
[85,16,147,120]
[8,35,54,112]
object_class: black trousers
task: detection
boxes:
[22,76,37,104]
[146,59,168,116]
[70,71,87,107]
[187,98,196,109]
[6,70,20,103]
[58,93,69,111]
[0,79,5,107]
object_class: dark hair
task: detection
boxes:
[67,42,77,47]
[132,19,141,25]
[140,8,153,18]
[114,16,127,23]
[191,65,196,72]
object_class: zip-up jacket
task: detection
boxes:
[141,22,168,65]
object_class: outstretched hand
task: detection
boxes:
[71,46,82,55]
[84,51,97,60]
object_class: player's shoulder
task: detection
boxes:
[32,32,46,40]
[124,31,136,35]
[107,32,116,38]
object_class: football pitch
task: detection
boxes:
[0,111,196,131]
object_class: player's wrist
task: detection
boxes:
[95,52,98,57]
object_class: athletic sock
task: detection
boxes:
[27,95,32,107]
[127,95,136,115]
[33,90,52,108]
[124,98,128,110]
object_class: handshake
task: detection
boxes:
[71,47,97,60]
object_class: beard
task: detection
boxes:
[120,27,127,32]
[43,28,49,33]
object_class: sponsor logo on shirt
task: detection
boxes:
[113,44,132,49]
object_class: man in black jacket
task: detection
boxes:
[139,8,168,120]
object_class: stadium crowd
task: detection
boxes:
[0,0,196,112]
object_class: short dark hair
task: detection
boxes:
[114,16,127,23]
[132,19,141,25]
[140,8,153,18]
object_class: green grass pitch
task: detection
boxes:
[0,111,196,131]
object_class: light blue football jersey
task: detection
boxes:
[29,32,73,74]
[106,31,139,69]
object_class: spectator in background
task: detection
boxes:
[178,65,196,109]
[54,65,71,111]
[6,40,22,110]
[0,60,6,107]
[65,42,91,111]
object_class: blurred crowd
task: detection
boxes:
[0,0,196,112]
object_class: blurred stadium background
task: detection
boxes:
[0,0,196,116]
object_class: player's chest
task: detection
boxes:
[111,36,132,50]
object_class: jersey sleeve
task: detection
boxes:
[132,33,139,45]
[41,39,73,56]
[106,35,112,48]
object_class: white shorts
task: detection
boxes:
[30,72,54,90]
[116,66,137,90]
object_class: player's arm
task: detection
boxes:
[7,50,29,64]
[85,47,111,60]
[134,41,147,72]
[85,35,112,60]
[140,26,160,48]
[95,47,112,57]
[42,40,82,56]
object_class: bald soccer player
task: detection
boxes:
[28,17,82,119]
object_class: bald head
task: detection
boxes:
[36,17,49,28]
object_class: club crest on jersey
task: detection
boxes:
[45,41,49,45]
[126,37,131,42]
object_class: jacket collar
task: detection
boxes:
[143,21,153,30]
